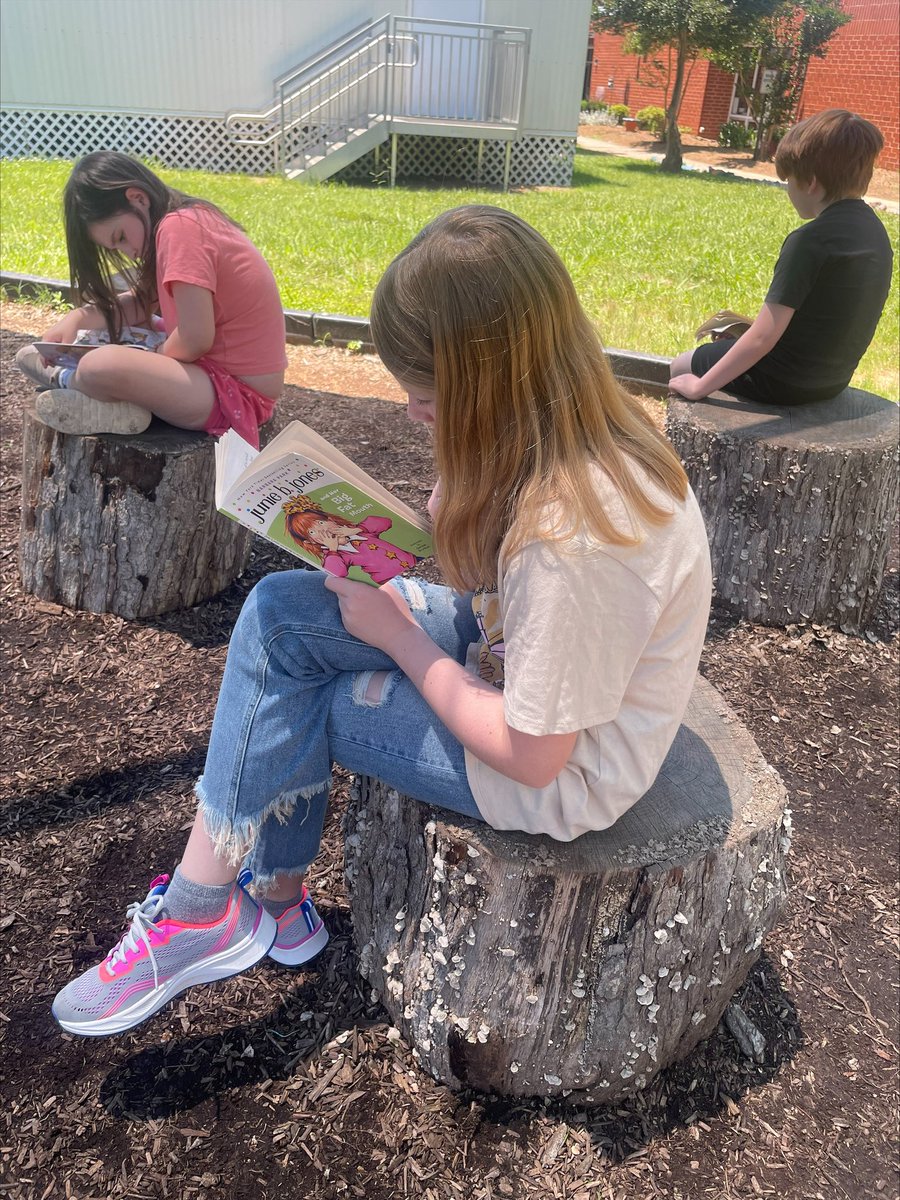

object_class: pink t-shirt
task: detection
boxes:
[155,207,287,376]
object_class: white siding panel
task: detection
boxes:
[0,0,586,135]
[483,0,590,135]
[0,0,380,114]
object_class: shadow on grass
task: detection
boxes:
[574,147,782,191]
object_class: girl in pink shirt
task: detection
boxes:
[15,151,286,446]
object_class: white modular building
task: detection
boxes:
[0,0,591,187]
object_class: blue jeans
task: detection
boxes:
[195,570,484,888]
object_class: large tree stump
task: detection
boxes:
[666,387,899,631]
[345,677,790,1102]
[19,407,251,619]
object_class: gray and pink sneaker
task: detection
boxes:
[52,871,276,1037]
[268,886,329,966]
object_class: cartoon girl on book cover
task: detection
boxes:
[283,495,418,585]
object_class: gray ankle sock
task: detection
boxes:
[162,865,235,923]
[262,891,304,918]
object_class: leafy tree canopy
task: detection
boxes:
[591,0,783,57]
[591,0,785,169]
[710,0,849,157]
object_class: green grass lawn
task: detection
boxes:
[1,151,897,399]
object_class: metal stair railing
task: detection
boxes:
[227,15,404,173]
[279,31,417,173]
[225,13,530,178]
[390,16,529,129]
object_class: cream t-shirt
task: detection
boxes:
[463,462,712,841]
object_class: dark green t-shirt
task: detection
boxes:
[758,198,893,394]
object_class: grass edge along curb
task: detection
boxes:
[1,270,674,389]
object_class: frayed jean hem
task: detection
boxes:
[194,774,332,869]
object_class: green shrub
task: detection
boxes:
[609,104,630,125]
[635,106,666,137]
[718,120,755,150]
[580,99,609,113]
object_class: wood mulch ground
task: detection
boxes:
[577,125,900,206]
[1,301,898,1200]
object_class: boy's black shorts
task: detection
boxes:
[690,339,844,406]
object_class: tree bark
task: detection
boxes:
[345,678,789,1102]
[666,389,899,631]
[661,32,687,172]
[19,407,251,619]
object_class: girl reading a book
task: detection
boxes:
[52,207,712,1038]
[15,151,285,445]
[283,495,418,585]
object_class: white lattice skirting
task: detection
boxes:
[0,108,278,175]
[334,133,575,188]
[1,107,575,187]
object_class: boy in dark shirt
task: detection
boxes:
[669,109,893,405]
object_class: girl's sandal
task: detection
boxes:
[35,389,152,436]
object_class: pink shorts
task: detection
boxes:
[197,356,278,450]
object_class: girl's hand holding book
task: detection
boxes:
[324,574,420,655]
[42,308,92,348]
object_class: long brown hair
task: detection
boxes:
[370,205,688,592]
[63,151,240,339]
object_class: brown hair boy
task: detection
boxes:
[670,109,893,405]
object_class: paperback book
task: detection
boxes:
[33,326,166,368]
[694,310,753,342]
[215,421,433,587]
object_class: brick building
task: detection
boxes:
[798,0,898,168]
[586,0,899,169]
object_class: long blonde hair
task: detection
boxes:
[370,206,687,592]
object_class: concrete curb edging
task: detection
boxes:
[0,272,378,352]
[1,270,673,384]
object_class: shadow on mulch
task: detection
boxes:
[2,314,897,1200]
[478,954,803,1158]
[6,750,208,835]
[98,915,363,1122]
[93,944,801,1152]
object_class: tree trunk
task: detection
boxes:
[19,407,251,619]
[661,33,688,172]
[666,389,899,631]
[345,678,789,1102]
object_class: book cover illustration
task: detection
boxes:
[216,427,433,587]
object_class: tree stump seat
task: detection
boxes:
[344,677,790,1103]
[19,406,251,619]
[666,387,899,631]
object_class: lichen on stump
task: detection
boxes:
[344,677,790,1103]
[19,406,251,620]
[666,387,899,632]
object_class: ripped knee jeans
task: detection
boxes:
[195,569,484,889]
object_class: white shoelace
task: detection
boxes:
[106,893,167,989]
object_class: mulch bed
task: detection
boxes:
[1,315,898,1200]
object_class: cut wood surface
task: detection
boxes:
[667,388,899,631]
[345,677,790,1103]
[19,406,251,619]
